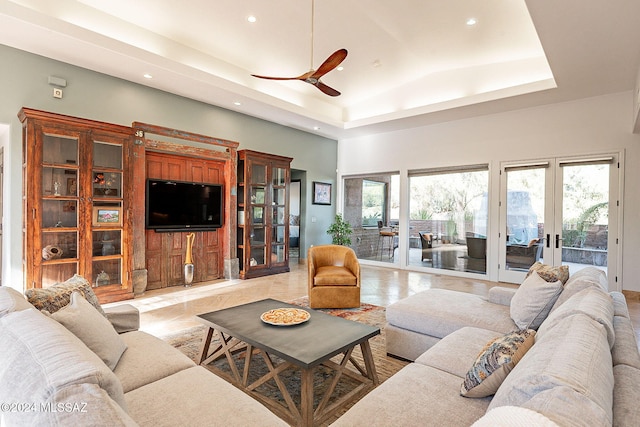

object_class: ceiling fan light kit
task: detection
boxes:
[251,0,347,96]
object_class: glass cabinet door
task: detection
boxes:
[40,133,79,287]
[271,168,287,265]
[237,151,291,278]
[91,140,124,288]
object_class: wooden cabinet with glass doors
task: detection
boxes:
[19,108,133,303]
[237,150,292,279]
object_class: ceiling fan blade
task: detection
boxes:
[251,74,299,81]
[310,49,348,80]
[313,80,341,97]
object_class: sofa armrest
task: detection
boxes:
[104,304,140,333]
[488,287,517,306]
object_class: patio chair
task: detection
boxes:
[419,232,433,262]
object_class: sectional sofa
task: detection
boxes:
[0,275,287,427]
[333,266,640,426]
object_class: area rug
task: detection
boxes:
[160,298,408,425]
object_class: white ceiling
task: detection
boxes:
[1,0,640,139]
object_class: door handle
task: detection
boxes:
[546,234,550,248]
[555,234,562,249]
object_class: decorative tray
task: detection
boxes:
[260,308,310,326]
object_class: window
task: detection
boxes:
[343,173,400,263]
[408,166,489,274]
[362,180,386,226]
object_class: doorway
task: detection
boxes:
[289,180,301,262]
[498,154,620,288]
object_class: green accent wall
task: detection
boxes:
[0,44,338,288]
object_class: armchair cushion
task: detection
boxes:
[314,266,357,286]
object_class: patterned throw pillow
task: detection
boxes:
[525,262,570,285]
[461,329,536,398]
[25,274,106,317]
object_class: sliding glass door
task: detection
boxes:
[499,155,619,285]
[408,166,489,275]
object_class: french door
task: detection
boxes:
[498,154,621,288]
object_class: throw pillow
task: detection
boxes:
[461,329,536,398]
[25,274,107,317]
[0,287,33,318]
[51,292,127,370]
[510,271,563,330]
[525,262,570,285]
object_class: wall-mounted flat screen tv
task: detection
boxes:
[146,179,223,232]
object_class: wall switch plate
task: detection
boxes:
[53,88,63,99]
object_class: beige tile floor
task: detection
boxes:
[105,262,640,348]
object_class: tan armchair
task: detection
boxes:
[308,244,361,309]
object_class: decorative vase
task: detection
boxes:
[95,270,110,287]
[184,232,195,287]
[101,240,115,256]
[42,245,63,260]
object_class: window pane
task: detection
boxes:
[408,169,488,274]
[343,173,399,264]
[362,180,385,227]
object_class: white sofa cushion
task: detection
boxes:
[487,286,517,306]
[610,291,630,318]
[461,329,536,398]
[0,308,126,411]
[51,292,127,370]
[125,366,288,427]
[536,287,615,349]
[551,267,608,311]
[386,289,515,338]
[510,271,563,330]
[332,363,491,427]
[50,383,138,426]
[415,327,502,378]
[114,331,195,393]
[613,364,640,427]
[490,313,613,426]
[612,315,640,369]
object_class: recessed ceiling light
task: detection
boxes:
[234,101,242,106]
[247,15,257,23]
[143,73,153,79]
[313,126,320,131]
[337,66,344,71]
[466,18,477,26]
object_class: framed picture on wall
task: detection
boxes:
[312,181,332,205]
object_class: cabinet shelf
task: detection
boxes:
[42,258,78,265]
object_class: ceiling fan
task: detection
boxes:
[251,0,347,97]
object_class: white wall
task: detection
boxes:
[338,91,640,291]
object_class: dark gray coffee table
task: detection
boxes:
[196,298,380,426]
